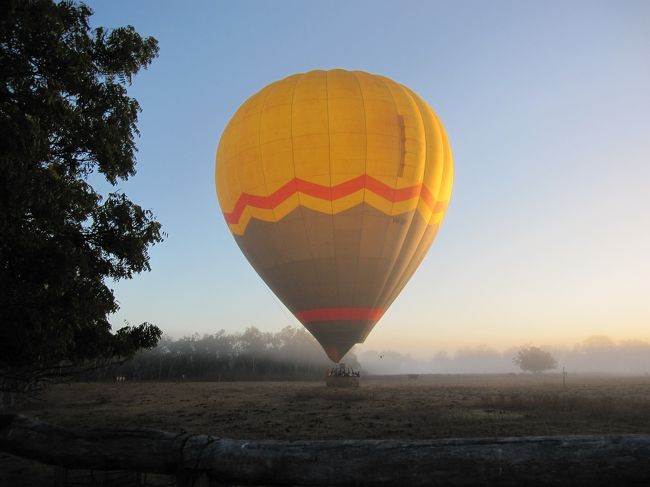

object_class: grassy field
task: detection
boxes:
[3,373,650,484]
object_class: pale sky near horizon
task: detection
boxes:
[85,0,650,358]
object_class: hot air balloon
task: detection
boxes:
[215,69,453,363]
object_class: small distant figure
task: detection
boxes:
[115,375,126,383]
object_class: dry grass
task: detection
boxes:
[13,373,650,438]
[3,373,650,485]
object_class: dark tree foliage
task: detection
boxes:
[0,1,163,392]
[513,346,557,373]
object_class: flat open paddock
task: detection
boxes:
[3,374,650,484]
[21,374,650,438]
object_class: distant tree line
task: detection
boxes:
[82,326,360,382]
[361,336,650,375]
[81,332,650,382]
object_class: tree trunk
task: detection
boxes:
[2,414,650,485]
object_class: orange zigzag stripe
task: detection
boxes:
[223,175,446,225]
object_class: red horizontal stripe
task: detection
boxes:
[296,307,385,323]
[223,175,445,225]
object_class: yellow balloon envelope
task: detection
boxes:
[215,69,453,362]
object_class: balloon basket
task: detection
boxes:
[326,363,360,388]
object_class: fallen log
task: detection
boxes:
[2,413,650,485]
[0,413,189,474]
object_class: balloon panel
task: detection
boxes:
[234,204,440,361]
[216,69,453,362]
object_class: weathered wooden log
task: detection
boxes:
[2,413,650,485]
[0,413,188,474]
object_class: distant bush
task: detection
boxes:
[513,346,557,373]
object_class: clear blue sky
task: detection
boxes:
[86,0,650,356]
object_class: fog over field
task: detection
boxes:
[359,335,650,375]
[106,328,650,380]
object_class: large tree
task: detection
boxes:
[0,0,163,392]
